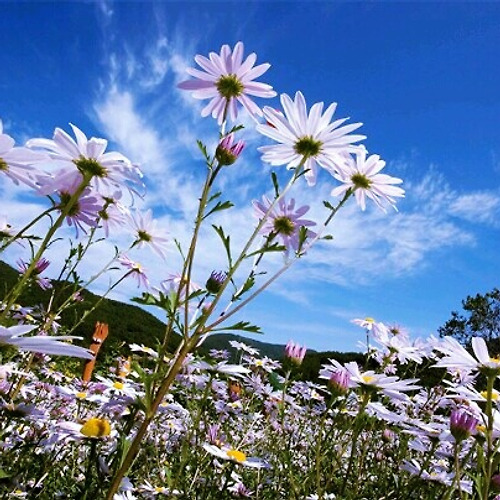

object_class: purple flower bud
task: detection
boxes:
[450,408,478,442]
[382,428,396,443]
[215,133,245,166]
[284,340,306,366]
[205,271,227,295]
[328,369,350,396]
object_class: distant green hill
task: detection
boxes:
[0,260,365,379]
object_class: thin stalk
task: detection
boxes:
[203,190,352,332]
[0,206,56,253]
[105,336,197,499]
[482,373,495,499]
[340,392,370,496]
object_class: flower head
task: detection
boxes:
[328,369,351,396]
[118,255,149,288]
[0,120,46,188]
[178,42,276,124]
[257,92,365,186]
[329,147,404,211]
[215,133,245,166]
[450,408,478,442]
[27,123,143,195]
[205,270,227,295]
[0,324,93,359]
[128,209,169,259]
[253,196,317,255]
[17,258,52,290]
[284,340,307,366]
[435,336,500,377]
[56,177,103,236]
[202,443,267,468]
[80,417,111,438]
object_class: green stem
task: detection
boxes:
[0,207,56,253]
[105,336,197,499]
[482,373,495,499]
[340,392,370,496]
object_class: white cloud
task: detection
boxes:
[448,192,500,225]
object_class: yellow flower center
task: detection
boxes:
[362,375,374,384]
[226,449,247,463]
[480,390,500,401]
[113,381,124,390]
[76,391,87,400]
[80,417,111,438]
[155,487,166,493]
[476,424,487,434]
[490,357,500,364]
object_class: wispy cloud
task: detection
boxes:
[86,23,499,317]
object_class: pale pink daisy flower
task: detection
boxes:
[0,324,93,359]
[202,443,268,468]
[257,91,365,186]
[98,192,128,237]
[344,361,420,400]
[48,174,103,236]
[329,147,404,211]
[118,255,149,288]
[253,196,317,255]
[435,336,500,377]
[127,209,168,259]
[17,258,52,290]
[0,119,46,188]
[27,123,143,195]
[178,41,276,124]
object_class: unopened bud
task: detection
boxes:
[215,133,245,166]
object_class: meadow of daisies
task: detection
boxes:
[1,42,500,499]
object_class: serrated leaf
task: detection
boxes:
[212,225,232,267]
[196,140,210,162]
[227,124,245,135]
[246,242,287,258]
[213,321,263,334]
[232,275,255,301]
[203,200,234,220]
[207,191,222,204]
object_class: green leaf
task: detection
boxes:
[296,226,309,254]
[227,124,245,135]
[271,171,280,198]
[212,225,232,267]
[207,191,222,204]
[232,275,255,301]
[323,200,334,210]
[197,140,211,162]
[212,321,263,334]
[268,371,284,390]
[203,200,234,220]
[246,242,286,258]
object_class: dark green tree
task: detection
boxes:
[438,288,500,346]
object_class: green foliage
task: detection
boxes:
[439,287,500,348]
[0,261,179,357]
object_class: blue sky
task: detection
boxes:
[1,1,499,352]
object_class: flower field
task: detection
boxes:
[0,41,498,499]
